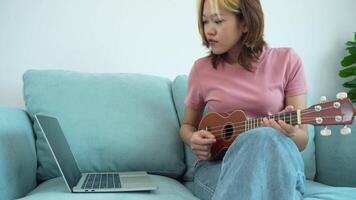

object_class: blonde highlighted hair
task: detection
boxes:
[198,0,266,70]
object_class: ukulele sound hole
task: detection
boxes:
[223,124,234,140]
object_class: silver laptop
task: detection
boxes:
[34,114,158,193]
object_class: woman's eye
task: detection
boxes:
[202,21,208,24]
[215,20,223,24]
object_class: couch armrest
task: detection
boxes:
[0,107,37,200]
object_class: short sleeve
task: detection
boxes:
[184,62,206,111]
[285,49,308,96]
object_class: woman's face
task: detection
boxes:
[202,0,247,56]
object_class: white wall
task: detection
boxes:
[262,0,356,105]
[0,0,355,108]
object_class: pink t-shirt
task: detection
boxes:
[184,47,308,118]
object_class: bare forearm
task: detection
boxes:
[180,124,196,147]
[290,125,308,151]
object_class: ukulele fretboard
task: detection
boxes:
[245,111,300,131]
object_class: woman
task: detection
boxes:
[179,0,308,199]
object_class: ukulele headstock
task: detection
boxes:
[303,92,356,136]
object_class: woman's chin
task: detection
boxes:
[211,49,225,55]
[209,47,228,55]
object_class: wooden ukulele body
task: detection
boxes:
[198,110,247,160]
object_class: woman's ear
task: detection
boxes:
[241,19,248,33]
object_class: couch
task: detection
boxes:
[1,70,356,200]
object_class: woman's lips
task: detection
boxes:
[208,39,218,45]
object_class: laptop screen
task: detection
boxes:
[35,114,82,191]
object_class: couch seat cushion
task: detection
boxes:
[23,70,185,182]
[304,180,356,200]
[18,175,198,200]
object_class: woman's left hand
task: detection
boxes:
[262,105,297,137]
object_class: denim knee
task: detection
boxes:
[228,127,288,150]
[224,127,301,164]
[240,127,285,141]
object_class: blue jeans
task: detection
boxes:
[193,127,305,200]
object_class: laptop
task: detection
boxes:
[34,114,158,193]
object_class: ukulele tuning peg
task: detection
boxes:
[340,125,351,135]
[319,96,327,103]
[336,92,348,100]
[320,126,332,136]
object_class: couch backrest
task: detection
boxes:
[315,123,356,187]
[171,75,316,181]
[23,70,185,182]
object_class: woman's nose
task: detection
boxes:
[205,25,216,36]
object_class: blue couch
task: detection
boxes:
[1,70,356,200]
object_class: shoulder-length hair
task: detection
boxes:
[198,0,266,71]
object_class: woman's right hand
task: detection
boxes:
[189,130,216,160]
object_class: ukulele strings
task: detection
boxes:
[208,116,336,136]
[209,118,334,141]
[203,106,340,140]
[209,115,338,140]
[204,105,336,132]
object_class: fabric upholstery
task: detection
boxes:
[315,123,356,187]
[304,180,356,200]
[0,107,37,200]
[17,175,198,200]
[23,70,185,182]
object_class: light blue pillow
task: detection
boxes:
[172,75,316,181]
[0,108,37,200]
[23,70,185,182]
[315,123,356,187]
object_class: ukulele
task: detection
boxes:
[198,92,356,161]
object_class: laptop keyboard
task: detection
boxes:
[81,173,121,189]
